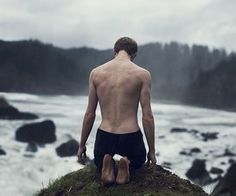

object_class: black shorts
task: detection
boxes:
[94,128,146,171]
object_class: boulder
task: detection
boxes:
[186,159,212,186]
[23,154,35,158]
[56,139,79,157]
[0,97,38,120]
[0,147,6,155]
[224,149,236,156]
[38,164,208,196]
[180,147,201,156]
[201,132,218,141]
[25,142,38,152]
[191,147,201,153]
[228,159,235,164]
[210,167,224,175]
[170,127,188,133]
[189,129,199,135]
[15,120,56,143]
[211,163,236,196]
[180,150,190,156]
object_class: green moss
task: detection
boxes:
[37,164,208,196]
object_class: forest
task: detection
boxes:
[0,39,235,110]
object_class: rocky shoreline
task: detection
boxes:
[1,96,235,195]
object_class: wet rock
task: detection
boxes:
[191,147,201,153]
[0,97,38,120]
[214,148,236,158]
[25,142,38,152]
[224,149,236,156]
[211,163,236,196]
[15,120,56,143]
[56,139,79,157]
[23,154,35,158]
[229,159,236,164]
[0,147,6,155]
[37,143,46,148]
[180,151,190,156]
[210,167,224,174]
[186,159,212,186]
[189,129,199,135]
[170,127,188,133]
[180,147,201,156]
[201,132,218,141]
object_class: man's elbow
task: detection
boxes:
[84,111,96,120]
[142,113,154,122]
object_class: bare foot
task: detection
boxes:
[101,154,115,186]
[116,157,130,184]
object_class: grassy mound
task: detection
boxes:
[37,164,208,196]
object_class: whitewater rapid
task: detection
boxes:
[0,92,236,195]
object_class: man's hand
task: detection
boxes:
[147,151,156,165]
[77,145,87,165]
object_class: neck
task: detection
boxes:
[114,50,131,61]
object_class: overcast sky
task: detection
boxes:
[0,0,235,52]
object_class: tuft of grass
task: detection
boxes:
[37,164,208,196]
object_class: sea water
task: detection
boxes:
[0,92,236,195]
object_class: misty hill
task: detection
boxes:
[0,39,235,110]
[185,54,236,111]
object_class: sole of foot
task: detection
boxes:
[101,154,115,186]
[116,157,130,185]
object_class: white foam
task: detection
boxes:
[0,92,235,195]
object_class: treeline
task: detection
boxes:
[0,40,107,94]
[185,54,236,110]
[136,42,227,100]
[0,39,235,110]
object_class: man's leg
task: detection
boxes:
[101,154,115,185]
[115,130,146,184]
[94,129,115,171]
[116,156,130,184]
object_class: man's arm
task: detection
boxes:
[77,70,98,162]
[140,70,156,164]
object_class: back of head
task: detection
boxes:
[114,37,138,60]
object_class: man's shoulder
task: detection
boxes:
[134,65,151,79]
[89,65,104,77]
[89,62,111,82]
[91,61,111,74]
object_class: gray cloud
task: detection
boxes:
[0,0,235,52]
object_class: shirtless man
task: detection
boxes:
[77,37,156,185]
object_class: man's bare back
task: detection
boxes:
[93,51,148,133]
[78,37,156,185]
